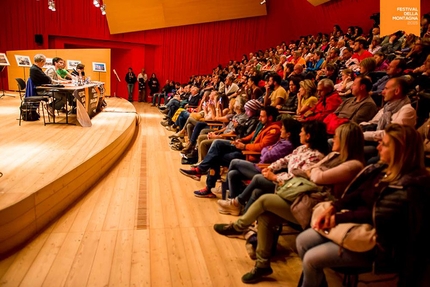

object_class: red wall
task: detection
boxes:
[1,0,429,97]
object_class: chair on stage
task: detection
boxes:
[16,78,49,126]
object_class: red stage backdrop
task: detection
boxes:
[0,0,429,97]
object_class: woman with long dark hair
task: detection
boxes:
[148,73,160,99]
[217,120,329,216]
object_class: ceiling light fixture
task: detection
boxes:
[48,0,56,11]
[100,4,106,15]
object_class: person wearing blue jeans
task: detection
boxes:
[152,92,166,106]
[181,121,209,155]
[181,138,245,198]
[175,110,190,130]
[295,124,430,287]
[227,159,262,199]
[296,228,374,287]
[179,106,281,198]
[218,120,328,216]
[219,117,301,210]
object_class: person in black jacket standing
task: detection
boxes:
[148,73,160,102]
[125,68,137,102]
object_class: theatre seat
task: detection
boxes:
[16,78,49,126]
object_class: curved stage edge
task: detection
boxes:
[0,96,138,257]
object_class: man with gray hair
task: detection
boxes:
[29,54,63,116]
[30,54,52,86]
[297,78,342,122]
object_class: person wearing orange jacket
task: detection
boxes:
[179,105,281,198]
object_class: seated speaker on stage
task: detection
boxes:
[43,56,72,115]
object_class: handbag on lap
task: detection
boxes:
[275,176,322,202]
[310,201,376,253]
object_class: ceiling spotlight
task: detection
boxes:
[260,0,266,4]
[48,0,56,11]
[93,0,100,8]
[100,4,106,15]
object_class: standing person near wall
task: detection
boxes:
[149,73,160,101]
[125,68,137,102]
[137,68,148,102]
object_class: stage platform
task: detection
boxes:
[0,94,138,256]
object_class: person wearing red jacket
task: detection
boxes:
[180,106,281,198]
[298,79,342,122]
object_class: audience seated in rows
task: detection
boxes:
[191,97,256,162]
[160,17,430,286]
[297,124,430,287]
[361,77,416,160]
[217,120,327,216]
[296,79,342,122]
[213,122,366,284]
[179,106,281,198]
[323,75,378,135]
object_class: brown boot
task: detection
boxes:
[181,143,195,154]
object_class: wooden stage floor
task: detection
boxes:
[0,94,396,286]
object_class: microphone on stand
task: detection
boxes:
[113,69,121,82]
[112,69,120,97]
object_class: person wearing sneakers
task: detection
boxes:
[179,106,281,198]
[213,122,365,284]
[217,120,328,216]
[217,117,302,215]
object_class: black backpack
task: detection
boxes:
[21,106,40,121]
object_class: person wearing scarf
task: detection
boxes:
[360,77,416,142]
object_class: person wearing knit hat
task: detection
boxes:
[245,99,263,113]
[179,106,282,198]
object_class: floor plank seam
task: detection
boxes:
[136,115,148,230]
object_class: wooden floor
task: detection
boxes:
[0,94,396,287]
[0,94,137,256]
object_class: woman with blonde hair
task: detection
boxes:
[296,79,318,116]
[296,124,430,287]
[213,122,366,284]
[359,57,377,76]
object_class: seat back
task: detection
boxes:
[15,78,26,99]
